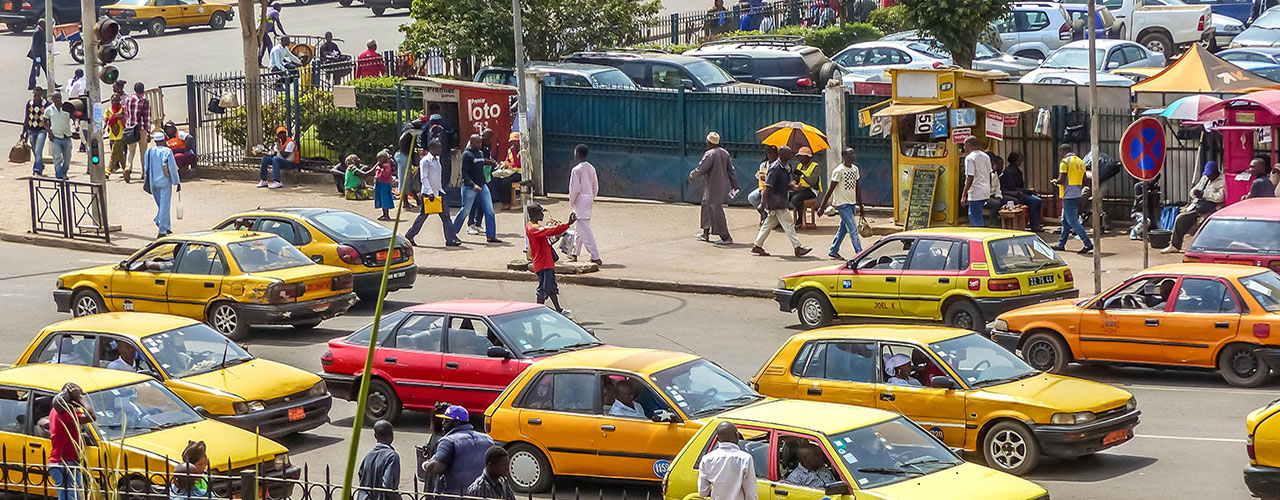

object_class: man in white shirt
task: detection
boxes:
[65,69,85,98]
[818,147,865,260]
[1163,161,1226,254]
[698,422,758,500]
[405,139,462,247]
[961,136,992,228]
[43,91,73,179]
[269,35,302,89]
[608,379,645,418]
[107,341,138,372]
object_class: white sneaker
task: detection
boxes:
[1160,245,1181,254]
[268,181,283,189]
[559,308,573,319]
[256,180,268,188]
[467,225,481,235]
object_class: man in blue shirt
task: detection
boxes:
[143,132,180,238]
[357,420,399,500]
[422,405,493,495]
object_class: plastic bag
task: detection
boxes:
[175,191,184,220]
[557,229,578,256]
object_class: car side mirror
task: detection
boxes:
[192,406,212,419]
[1106,61,1120,70]
[823,481,851,496]
[139,367,162,381]
[845,260,857,270]
[681,78,695,90]
[487,346,513,359]
[651,409,681,423]
[117,260,129,270]
[930,375,957,389]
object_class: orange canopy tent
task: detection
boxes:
[1132,45,1280,93]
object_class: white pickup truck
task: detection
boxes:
[1062,0,1213,58]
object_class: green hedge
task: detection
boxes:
[314,109,400,162]
[215,89,334,150]
[867,6,913,35]
[349,76,423,112]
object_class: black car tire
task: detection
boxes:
[1218,343,1272,387]
[817,61,838,87]
[507,443,553,493]
[1139,31,1174,59]
[7,22,31,33]
[365,379,401,423]
[1022,331,1070,373]
[982,421,1041,476]
[146,17,165,36]
[338,0,352,6]
[796,290,834,329]
[370,6,385,15]
[207,301,249,340]
[209,12,227,30]
[943,299,983,331]
[71,289,106,317]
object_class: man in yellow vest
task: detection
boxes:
[789,147,822,215]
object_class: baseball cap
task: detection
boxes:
[276,126,288,134]
[152,132,167,142]
[437,405,469,421]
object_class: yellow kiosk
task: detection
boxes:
[867,68,1034,228]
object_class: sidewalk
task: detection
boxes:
[0,157,1182,297]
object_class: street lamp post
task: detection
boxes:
[513,0,531,249]
[1087,0,1102,294]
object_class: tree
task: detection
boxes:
[238,0,269,152]
[400,0,661,68]
[899,0,1010,69]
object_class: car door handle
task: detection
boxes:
[601,424,615,431]
[446,362,459,369]
[885,277,897,283]
[1145,319,1159,327]
[938,278,950,284]
[27,442,41,448]
[774,489,789,497]
[880,393,895,401]
[383,357,397,363]
[526,418,542,425]
[1216,322,1230,329]
[807,387,822,396]
[203,282,215,288]
[154,279,165,285]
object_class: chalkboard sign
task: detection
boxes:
[904,166,939,231]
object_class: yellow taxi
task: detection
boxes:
[14,313,330,438]
[752,326,1139,475]
[0,364,298,499]
[775,228,1078,330]
[102,0,234,36]
[484,347,768,493]
[52,231,357,340]
[213,209,416,301]
[1246,400,1280,499]
[662,399,1048,500]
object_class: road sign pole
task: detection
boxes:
[1120,117,1168,271]
[1088,0,1101,294]
[1142,187,1148,268]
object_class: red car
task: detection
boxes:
[1185,198,1280,273]
[319,300,603,422]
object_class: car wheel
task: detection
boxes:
[71,289,106,317]
[209,12,226,30]
[817,61,838,87]
[507,443,552,493]
[983,421,1041,476]
[1218,343,1272,387]
[365,379,401,423]
[147,17,165,36]
[7,22,31,33]
[1022,332,1069,373]
[796,290,834,329]
[292,319,322,330]
[1139,31,1174,59]
[338,0,352,5]
[207,302,249,340]
[943,300,983,331]
[371,6,385,15]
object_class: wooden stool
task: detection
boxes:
[1000,205,1028,230]
[799,198,818,229]
[506,181,521,211]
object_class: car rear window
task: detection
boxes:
[986,235,1066,274]
[1188,218,1280,254]
[1241,272,1280,312]
[590,69,637,89]
[227,237,314,273]
[310,211,394,241]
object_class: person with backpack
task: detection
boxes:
[397,116,426,208]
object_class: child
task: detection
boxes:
[525,203,577,317]
[374,150,396,220]
[343,155,373,200]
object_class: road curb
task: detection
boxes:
[0,232,138,256]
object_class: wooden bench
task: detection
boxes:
[798,198,818,229]
[506,181,521,211]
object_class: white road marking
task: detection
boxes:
[1135,434,1245,443]
[1120,384,1270,396]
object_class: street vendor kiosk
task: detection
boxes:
[866,69,1033,227]
[1198,90,1280,204]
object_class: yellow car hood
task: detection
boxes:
[981,373,1132,413]
[181,359,318,402]
[120,419,286,471]
[865,462,1045,500]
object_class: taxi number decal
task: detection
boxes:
[652,459,671,478]
[874,301,890,309]
[929,426,944,440]
[842,279,852,289]
[122,299,135,311]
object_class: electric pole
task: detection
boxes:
[1087,0,1102,293]
[513,0,531,246]
[82,0,104,184]
[44,0,54,91]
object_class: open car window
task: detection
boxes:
[857,239,913,270]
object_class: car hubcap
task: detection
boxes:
[1147,41,1165,54]
[509,451,541,488]
[1232,350,1259,377]
[367,391,387,417]
[989,430,1026,469]
[801,298,823,325]
[1027,341,1055,370]
[213,306,237,333]
[74,296,98,316]
[954,312,974,330]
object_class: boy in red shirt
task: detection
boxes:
[525,203,576,316]
[49,382,95,500]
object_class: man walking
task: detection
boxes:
[690,131,739,244]
[452,134,500,243]
[357,420,399,500]
[752,146,811,257]
[422,405,493,496]
[466,129,498,234]
[396,115,426,207]
[123,82,152,183]
[526,204,576,316]
[258,3,286,67]
[27,19,45,91]
[424,103,456,187]
[405,139,462,247]
[962,136,992,227]
[49,383,95,500]
[698,422,757,500]
[23,87,46,176]
[144,132,180,238]
[44,92,73,180]
[464,446,517,500]
[818,147,865,260]
[1162,161,1224,254]
[568,144,601,264]
[1053,144,1093,254]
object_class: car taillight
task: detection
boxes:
[1197,15,1205,31]
[1269,261,1280,273]
[988,278,1021,292]
[1059,22,1071,40]
[266,282,304,304]
[320,350,334,366]
[1249,434,1256,460]
[796,77,813,87]
[20,1,33,9]
[401,245,413,259]
[484,415,492,433]
[1064,270,1074,282]
[332,273,353,291]
[336,244,362,265]
[931,61,943,69]
[1256,324,1271,339]
[1184,256,1201,263]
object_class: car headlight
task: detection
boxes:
[55,278,63,288]
[991,319,1009,331]
[1050,411,1097,425]
[272,454,289,469]
[233,400,267,414]
[1125,397,1137,412]
[308,380,327,397]
[777,279,787,289]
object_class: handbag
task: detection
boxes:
[9,139,30,164]
[857,215,873,238]
[557,228,578,256]
[122,124,142,145]
[420,195,443,215]
[176,191,184,220]
[141,154,152,194]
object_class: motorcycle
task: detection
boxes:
[71,34,139,63]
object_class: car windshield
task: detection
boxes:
[929,333,1038,386]
[1241,272,1280,312]
[1042,48,1105,69]
[489,307,601,356]
[684,59,736,86]
[987,235,1067,273]
[141,324,253,378]
[1188,218,1280,254]
[1256,9,1280,28]
[309,211,393,241]
[830,417,962,489]
[89,380,202,441]
[591,69,637,89]
[113,0,150,5]
[649,359,761,418]
[227,237,314,273]
[975,43,1000,59]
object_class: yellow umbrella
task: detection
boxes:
[756,121,830,153]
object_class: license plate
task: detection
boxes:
[288,407,305,421]
[389,271,406,279]
[1102,429,1128,445]
[376,249,401,261]
[1029,274,1056,286]
[305,280,329,292]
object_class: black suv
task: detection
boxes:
[683,36,843,93]
[562,50,786,93]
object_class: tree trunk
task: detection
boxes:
[953,46,975,69]
[239,0,264,154]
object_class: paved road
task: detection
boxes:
[0,242,1268,499]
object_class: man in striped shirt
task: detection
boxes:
[122,82,152,183]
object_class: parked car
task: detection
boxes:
[319,300,604,422]
[562,50,786,93]
[683,35,844,92]
[0,0,115,32]
[1246,399,1280,500]
[1184,198,1280,272]
[993,2,1076,60]
[1063,4,1119,42]
[1218,47,1280,64]
[1061,0,1214,58]
[1112,66,1166,82]
[1021,69,1138,85]
[362,0,405,16]
[1182,0,1256,23]
[1231,6,1280,48]
[1019,39,1165,83]
[100,0,233,35]
[991,263,1280,387]
[832,40,950,82]
[474,62,638,89]
[880,32,1043,76]
[1141,0,1244,48]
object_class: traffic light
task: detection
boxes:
[95,19,121,84]
[100,65,119,85]
[89,138,101,167]
[67,97,89,121]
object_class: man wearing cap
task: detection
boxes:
[1163,161,1224,254]
[422,405,493,495]
[258,126,298,189]
[690,131,739,244]
[788,147,822,216]
[143,132,180,238]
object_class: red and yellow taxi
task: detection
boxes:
[775,228,1078,330]
[1184,198,1280,274]
[101,0,233,36]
